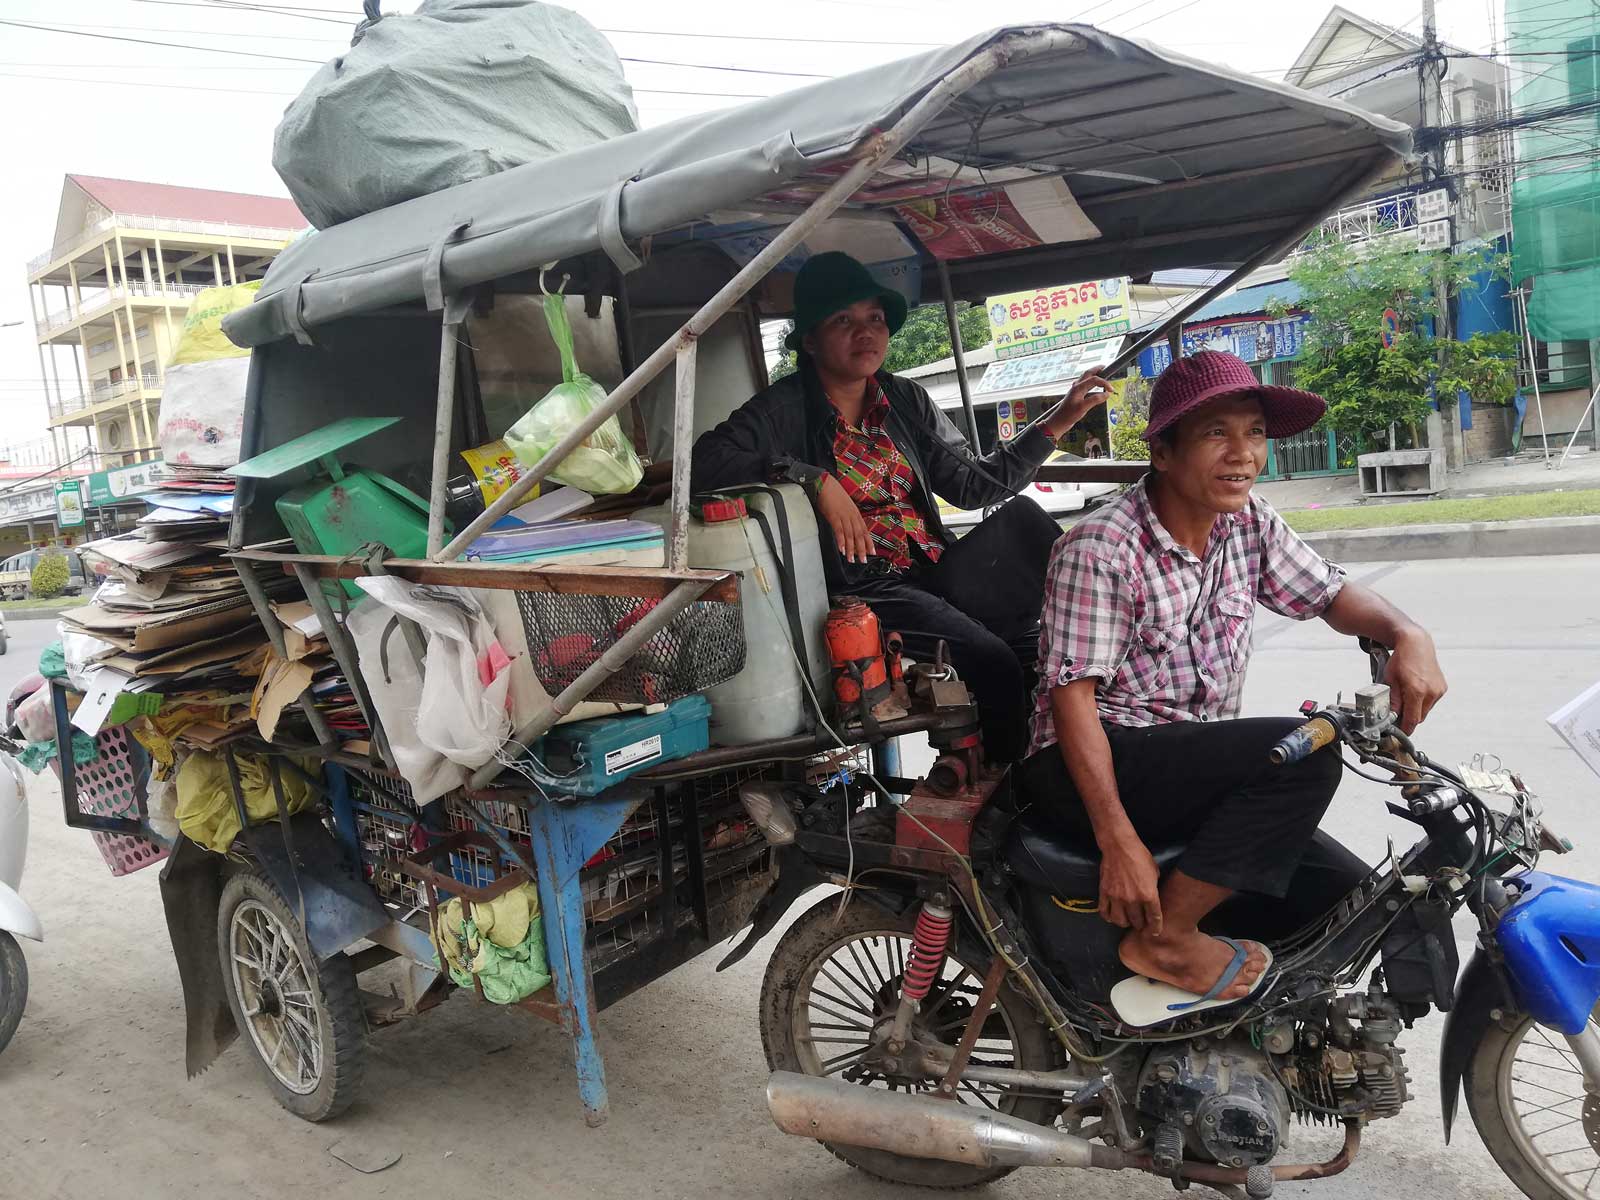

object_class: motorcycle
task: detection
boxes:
[0,679,39,1057]
[746,641,1600,1199]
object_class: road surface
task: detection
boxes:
[2,555,1598,1200]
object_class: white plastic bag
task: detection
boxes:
[348,579,513,803]
[60,625,117,691]
[146,775,179,843]
[15,684,55,743]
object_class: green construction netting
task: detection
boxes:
[1509,0,1600,341]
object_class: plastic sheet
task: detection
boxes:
[272,0,637,229]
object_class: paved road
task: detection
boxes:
[2,557,1599,1200]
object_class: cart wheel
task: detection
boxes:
[0,931,27,1056]
[217,869,367,1122]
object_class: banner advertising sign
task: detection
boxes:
[55,479,85,528]
[986,278,1131,360]
[86,459,163,506]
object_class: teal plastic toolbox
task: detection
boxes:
[531,694,711,796]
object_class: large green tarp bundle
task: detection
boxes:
[1509,0,1600,341]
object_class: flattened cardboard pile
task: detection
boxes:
[67,515,366,749]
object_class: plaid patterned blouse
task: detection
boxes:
[829,381,944,571]
[1029,477,1344,753]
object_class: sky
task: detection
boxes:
[0,0,1502,449]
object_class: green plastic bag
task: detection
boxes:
[431,885,552,1004]
[504,295,643,494]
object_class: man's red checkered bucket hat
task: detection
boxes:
[1143,350,1326,443]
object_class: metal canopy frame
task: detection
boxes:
[399,26,1404,766]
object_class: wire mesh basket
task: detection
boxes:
[515,591,746,706]
[439,769,773,973]
[348,769,432,910]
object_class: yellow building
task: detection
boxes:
[26,175,305,469]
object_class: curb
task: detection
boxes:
[1301,515,1600,563]
[1,607,84,623]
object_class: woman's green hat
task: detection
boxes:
[785,251,909,351]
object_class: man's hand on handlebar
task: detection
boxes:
[1384,627,1447,735]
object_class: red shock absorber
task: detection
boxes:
[902,901,953,1002]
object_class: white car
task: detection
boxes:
[940,450,1122,529]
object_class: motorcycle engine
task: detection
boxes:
[1276,985,1413,1124]
[1135,1037,1290,1169]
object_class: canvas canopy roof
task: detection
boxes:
[224,24,1410,351]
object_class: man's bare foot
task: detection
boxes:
[1118,929,1267,1000]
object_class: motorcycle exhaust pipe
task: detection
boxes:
[766,1071,1127,1171]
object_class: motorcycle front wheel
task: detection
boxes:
[759,893,1061,1189]
[0,930,26,1054]
[1467,1011,1600,1199]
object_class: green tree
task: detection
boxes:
[30,552,69,600]
[1110,368,1151,461]
[1280,233,1515,444]
[882,302,993,373]
[769,302,993,382]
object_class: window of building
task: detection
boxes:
[89,338,115,356]
[1534,339,1591,391]
[1250,360,1296,387]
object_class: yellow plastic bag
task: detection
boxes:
[175,749,316,854]
[167,281,262,366]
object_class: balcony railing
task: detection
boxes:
[1294,188,1454,255]
[47,373,162,421]
[29,212,303,275]
[37,281,211,334]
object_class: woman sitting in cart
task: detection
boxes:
[691,251,1107,761]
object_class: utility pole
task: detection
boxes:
[1420,0,1465,468]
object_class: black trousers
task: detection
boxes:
[851,571,1035,762]
[1016,717,1350,899]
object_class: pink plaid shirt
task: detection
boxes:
[1028,478,1345,754]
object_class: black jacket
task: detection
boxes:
[690,362,1056,590]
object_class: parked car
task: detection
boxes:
[0,550,89,602]
[940,450,1123,529]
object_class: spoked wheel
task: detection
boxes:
[1468,1012,1600,1199]
[760,894,1060,1188]
[217,870,366,1122]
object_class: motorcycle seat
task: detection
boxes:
[1004,819,1187,897]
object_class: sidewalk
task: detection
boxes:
[1255,445,1600,513]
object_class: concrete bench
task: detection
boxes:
[1358,448,1444,497]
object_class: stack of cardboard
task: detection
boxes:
[65,486,366,748]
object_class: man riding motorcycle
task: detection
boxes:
[1017,350,1448,1016]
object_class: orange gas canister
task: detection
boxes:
[824,597,890,711]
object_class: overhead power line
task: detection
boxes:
[133,0,352,23]
[0,17,324,62]
[0,68,769,101]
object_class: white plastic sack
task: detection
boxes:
[14,684,55,744]
[348,579,512,803]
[159,358,250,468]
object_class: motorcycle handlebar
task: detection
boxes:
[1268,716,1339,766]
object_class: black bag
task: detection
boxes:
[925,497,1064,646]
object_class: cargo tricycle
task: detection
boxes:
[48,21,1600,1200]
